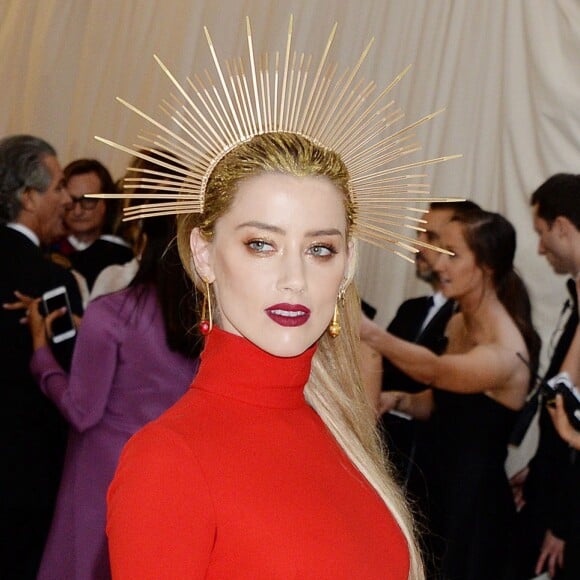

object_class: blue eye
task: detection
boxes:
[247,240,274,252]
[309,244,336,257]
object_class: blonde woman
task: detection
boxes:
[107,132,421,579]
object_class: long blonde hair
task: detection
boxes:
[177,132,424,579]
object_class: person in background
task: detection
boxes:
[52,158,133,291]
[0,134,82,580]
[27,213,202,579]
[375,201,480,478]
[89,151,176,301]
[361,209,541,580]
[515,173,580,580]
[363,200,480,574]
[548,278,580,451]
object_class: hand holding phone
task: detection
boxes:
[42,286,77,344]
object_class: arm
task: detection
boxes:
[30,297,121,431]
[362,317,515,395]
[359,341,382,413]
[379,389,434,421]
[107,425,215,579]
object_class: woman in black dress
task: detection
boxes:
[361,209,541,580]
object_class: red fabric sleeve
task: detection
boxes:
[107,424,216,579]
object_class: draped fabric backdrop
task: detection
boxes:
[3,0,580,372]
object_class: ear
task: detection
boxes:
[190,227,215,282]
[554,215,574,238]
[342,239,356,287]
[20,188,36,211]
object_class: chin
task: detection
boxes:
[255,338,314,359]
[250,327,319,359]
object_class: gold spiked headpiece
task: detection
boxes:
[93,15,461,261]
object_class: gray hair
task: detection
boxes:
[0,135,57,223]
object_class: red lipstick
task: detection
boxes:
[265,303,311,327]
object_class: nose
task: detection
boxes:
[277,250,307,294]
[537,239,546,255]
[433,252,447,272]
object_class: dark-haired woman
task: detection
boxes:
[27,215,202,579]
[361,210,541,580]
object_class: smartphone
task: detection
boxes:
[41,286,77,344]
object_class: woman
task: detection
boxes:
[28,215,202,579]
[361,209,541,580]
[106,132,420,578]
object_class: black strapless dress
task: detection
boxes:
[422,390,518,580]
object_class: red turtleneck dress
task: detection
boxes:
[107,328,410,578]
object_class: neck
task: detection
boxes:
[70,230,100,245]
[15,214,44,245]
[456,282,497,322]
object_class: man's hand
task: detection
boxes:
[2,290,36,324]
[535,529,565,578]
[548,393,580,450]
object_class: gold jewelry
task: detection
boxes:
[90,15,460,261]
[328,302,341,338]
[199,278,213,335]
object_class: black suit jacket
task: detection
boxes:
[524,279,580,541]
[372,295,454,494]
[68,238,134,290]
[382,295,454,393]
[0,226,83,577]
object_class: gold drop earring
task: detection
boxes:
[328,301,341,338]
[199,278,213,335]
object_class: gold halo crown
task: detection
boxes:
[93,15,461,262]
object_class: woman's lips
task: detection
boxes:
[265,303,311,327]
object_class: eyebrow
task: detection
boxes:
[236,221,344,238]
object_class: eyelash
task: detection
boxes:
[244,239,338,258]
[246,239,274,253]
[308,243,337,258]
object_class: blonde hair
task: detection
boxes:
[177,132,424,579]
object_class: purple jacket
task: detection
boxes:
[31,284,199,579]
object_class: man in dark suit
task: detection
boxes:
[515,174,580,580]
[0,135,83,579]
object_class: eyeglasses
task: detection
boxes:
[64,196,101,211]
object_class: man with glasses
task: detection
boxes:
[51,159,133,290]
[0,135,84,579]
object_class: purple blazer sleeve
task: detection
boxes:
[30,297,123,432]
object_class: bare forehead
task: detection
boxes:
[424,208,454,233]
[67,171,102,193]
[439,219,466,244]
[218,172,348,234]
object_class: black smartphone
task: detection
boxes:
[41,286,77,344]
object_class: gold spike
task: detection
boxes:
[93,16,463,259]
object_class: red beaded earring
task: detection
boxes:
[200,278,213,335]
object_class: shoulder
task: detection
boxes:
[119,395,206,474]
[398,295,429,312]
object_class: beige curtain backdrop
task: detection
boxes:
[2,0,580,372]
